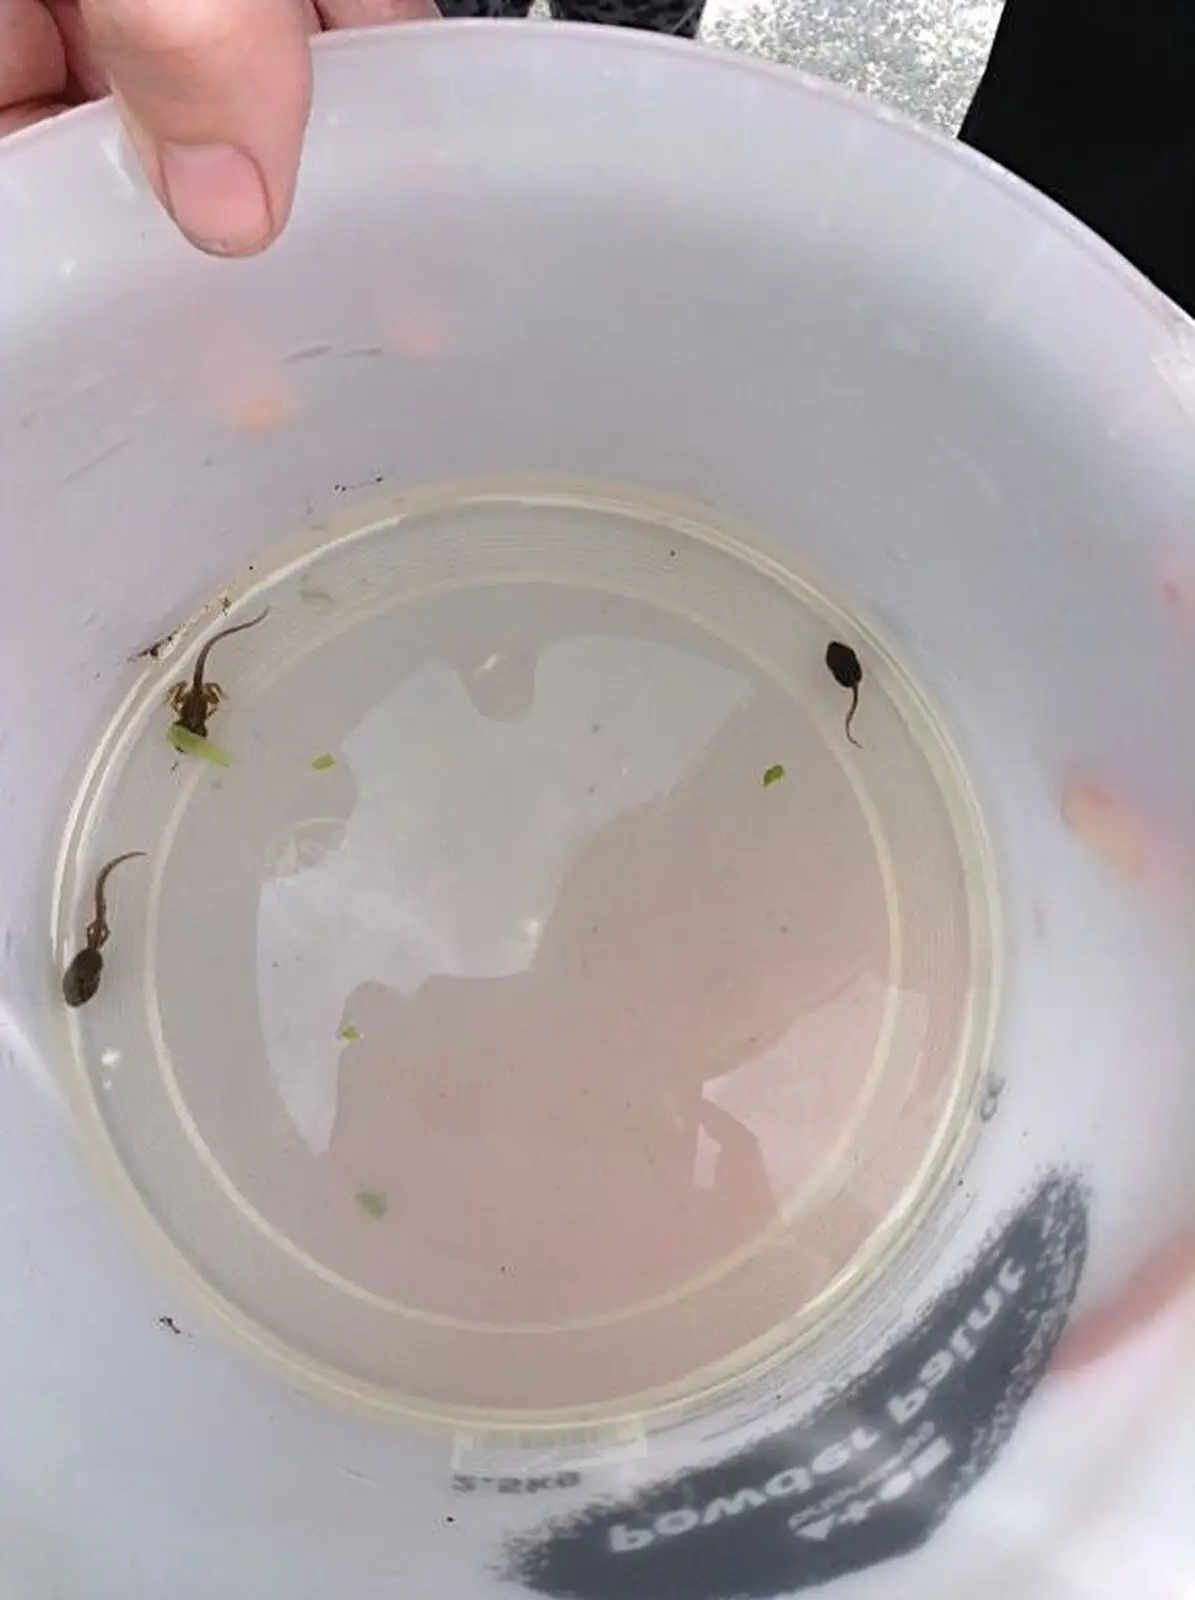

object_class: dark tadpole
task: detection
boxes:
[825,640,863,749]
[61,850,146,1008]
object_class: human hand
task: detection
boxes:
[0,0,438,255]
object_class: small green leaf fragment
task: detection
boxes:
[167,724,232,766]
[762,763,786,788]
[354,1187,388,1220]
[338,1022,361,1043]
[310,753,336,771]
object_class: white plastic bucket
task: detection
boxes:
[2,23,1193,1599]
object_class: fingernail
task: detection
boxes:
[159,142,272,256]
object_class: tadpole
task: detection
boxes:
[62,851,146,1007]
[168,607,269,739]
[825,640,863,748]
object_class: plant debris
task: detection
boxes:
[762,763,786,787]
[310,753,337,771]
[354,1188,388,1220]
[166,724,232,766]
[338,1022,361,1043]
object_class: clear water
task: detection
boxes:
[54,484,998,1422]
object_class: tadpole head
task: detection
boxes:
[825,640,862,689]
[62,947,104,1008]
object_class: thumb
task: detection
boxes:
[82,0,315,256]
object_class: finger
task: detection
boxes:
[0,0,68,111]
[0,99,66,133]
[46,0,109,98]
[81,0,314,256]
[316,0,439,24]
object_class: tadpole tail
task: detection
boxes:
[193,605,271,681]
[91,850,148,934]
[93,850,147,902]
[844,688,862,749]
[211,605,271,647]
